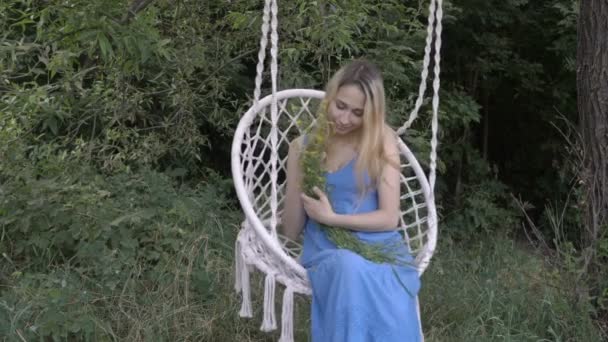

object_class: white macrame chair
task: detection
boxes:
[231,0,443,341]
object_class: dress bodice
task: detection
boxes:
[301,155,402,265]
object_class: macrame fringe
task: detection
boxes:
[234,239,242,293]
[237,242,252,318]
[260,273,277,331]
[238,267,252,317]
[278,287,294,342]
[416,296,425,342]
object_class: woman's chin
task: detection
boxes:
[333,129,346,135]
[331,127,362,139]
[333,127,352,135]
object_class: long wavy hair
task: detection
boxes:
[322,60,395,191]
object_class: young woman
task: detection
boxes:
[281,60,422,341]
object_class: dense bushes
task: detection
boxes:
[0,146,239,339]
[1,0,605,340]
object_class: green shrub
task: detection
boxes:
[421,235,603,341]
[0,149,242,340]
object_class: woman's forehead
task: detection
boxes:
[335,84,366,108]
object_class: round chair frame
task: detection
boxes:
[232,89,438,299]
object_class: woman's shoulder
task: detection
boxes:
[289,135,306,154]
[382,125,399,153]
[292,135,306,147]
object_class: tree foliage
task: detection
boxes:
[1,0,605,339]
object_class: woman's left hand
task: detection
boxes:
[301,186,337,226]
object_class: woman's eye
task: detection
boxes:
[336,102,346,110]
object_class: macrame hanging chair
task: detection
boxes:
[231,0,443,341]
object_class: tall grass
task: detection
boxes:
[421,234,602,341]
[0,164,604,340]
[1,226,603,341]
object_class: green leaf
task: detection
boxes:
[110,209,157,226]
[97,33,113,61]
[45,117,58,135]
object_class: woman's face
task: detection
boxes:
[328,84,366,136]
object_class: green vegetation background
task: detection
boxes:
[1,0,605,340]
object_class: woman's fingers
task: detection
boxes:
[313,187,332,207]
[301,189,328,208]
[312,186,328,200]
[301,190,322,201]
[312,186,322,197]
[300,193,313,203]
[301,192,318,207]
[300,194,314,217]
[300,189,333,224]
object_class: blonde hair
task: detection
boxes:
[322,60,393,190]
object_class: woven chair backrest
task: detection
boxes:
[234,89,436,271]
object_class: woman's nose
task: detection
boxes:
[336,111,349,124]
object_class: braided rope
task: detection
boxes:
[429,0,443,192]
[396,0,442,193]
[268,0,280,239]
[253,0,272,106]
[396,0,437,135]
[245,0,272,195]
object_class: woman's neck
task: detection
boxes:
[328,131,361,149]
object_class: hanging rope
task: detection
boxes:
[244,0,272,196]
[268,0,279,239]
[429,0,443,192]
[396,0,443,193]
[253,0,272,106]
[249,0,280,238]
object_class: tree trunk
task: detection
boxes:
[576,0,608,251]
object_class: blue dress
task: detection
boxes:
[300,157,422,342]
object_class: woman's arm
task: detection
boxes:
[281,137,307,240]
[301,130,401,232]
